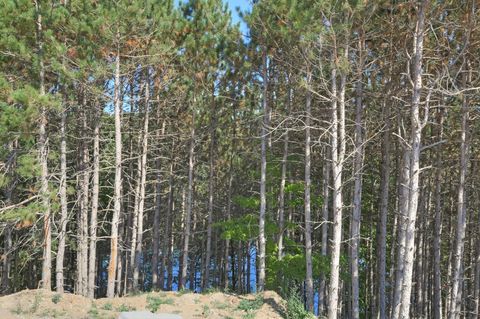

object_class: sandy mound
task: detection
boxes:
[0,289,286,319]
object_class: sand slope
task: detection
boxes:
[0,289,286,319]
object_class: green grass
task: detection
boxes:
[116,303,136,312]
[146,294,175,313]
[102,302,113,311]
[237,294,263,312]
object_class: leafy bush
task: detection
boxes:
[116,303,136,312]
[146,294,174,313]
[237,294,263,312]
[285,293,315,319]
[51,293,62,304]
[102,302,113,310]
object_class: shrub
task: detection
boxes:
[51,293,62,304]
[146,295,174,313]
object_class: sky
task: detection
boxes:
[224,0,251,37]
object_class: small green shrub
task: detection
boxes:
[116,303,136,312]
[51,293,62,304]
[146,295,174,313]
[202,305,211,317]
[212,300,229,310]
[285,293,315,319]
[237,294,263,312]
[102,302,113,311]
[242,310,256,319]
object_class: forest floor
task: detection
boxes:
[0,289,286,319]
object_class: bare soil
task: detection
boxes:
[0,289,286,319]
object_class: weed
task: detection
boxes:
[51,293,62,304]
[30,292,42,313]
[88,303,100,319]
[242,309,256,319]
[116,303,136,312]
[146,294,174,313]
[202,304,211,317]
[237,294,263,312]
[212,300,229,310]
[102,302,113,311]
[285,293,315,319]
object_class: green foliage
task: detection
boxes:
[51,293,61,304]
[116,304,136,312]
[146,294,174,313]
[237,294,263,312]
[285,292,315,319]
[102,302,113,311]
[215,214,278,241]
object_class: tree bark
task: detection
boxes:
[328,42,347,318]
[180,107,195,290]
[133,70,150,291]
[87,102,100,298]
[35,0,51,291]
[350,30,365,319]
[56,99,68,293]
[399,1,427,317]
[448,74,470,319]
[257,47,268,292]
[107,40,122,298]
[304,68,314,312]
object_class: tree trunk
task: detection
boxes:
[350,31,365,319]
[377,91,391,319]
[180,108,195,290]
[448,74,470,319]
[153,119,166,290]
[203,94,216,290]
[399,2,427,317]
[107,41,122,298]
[56,100,68,293]
[133,70,150,291]
[304,69,314,312]
[87,102,100,298]
[318,146,330,317]
[77,93,90,296]
[258,47,268,292]
[433,108,444,319]
[328,42,347,318]
[35,0,51,291]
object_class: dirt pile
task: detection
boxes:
[0,289,286,319]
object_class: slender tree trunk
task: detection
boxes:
[165,154,175,291]
[277,86,291,261]
[35,0,51,291]
[433,108,444,319]
[448,75,470,319]
[77,93,90,296]
[107,41,122,298]
[328,42,347,318]
[377,92,391,319]
[133,71,150,291]
[319,146,330,317]
[304,69,314,312]
[257,47,268,292]
[351,31,365,319]
[87,102,100,298]
[153,119,166,290]
[180,108,195,290]
[399,2,427,317]
[203,96,216,290]
[56,101,68,293]
[1,226,12,293]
